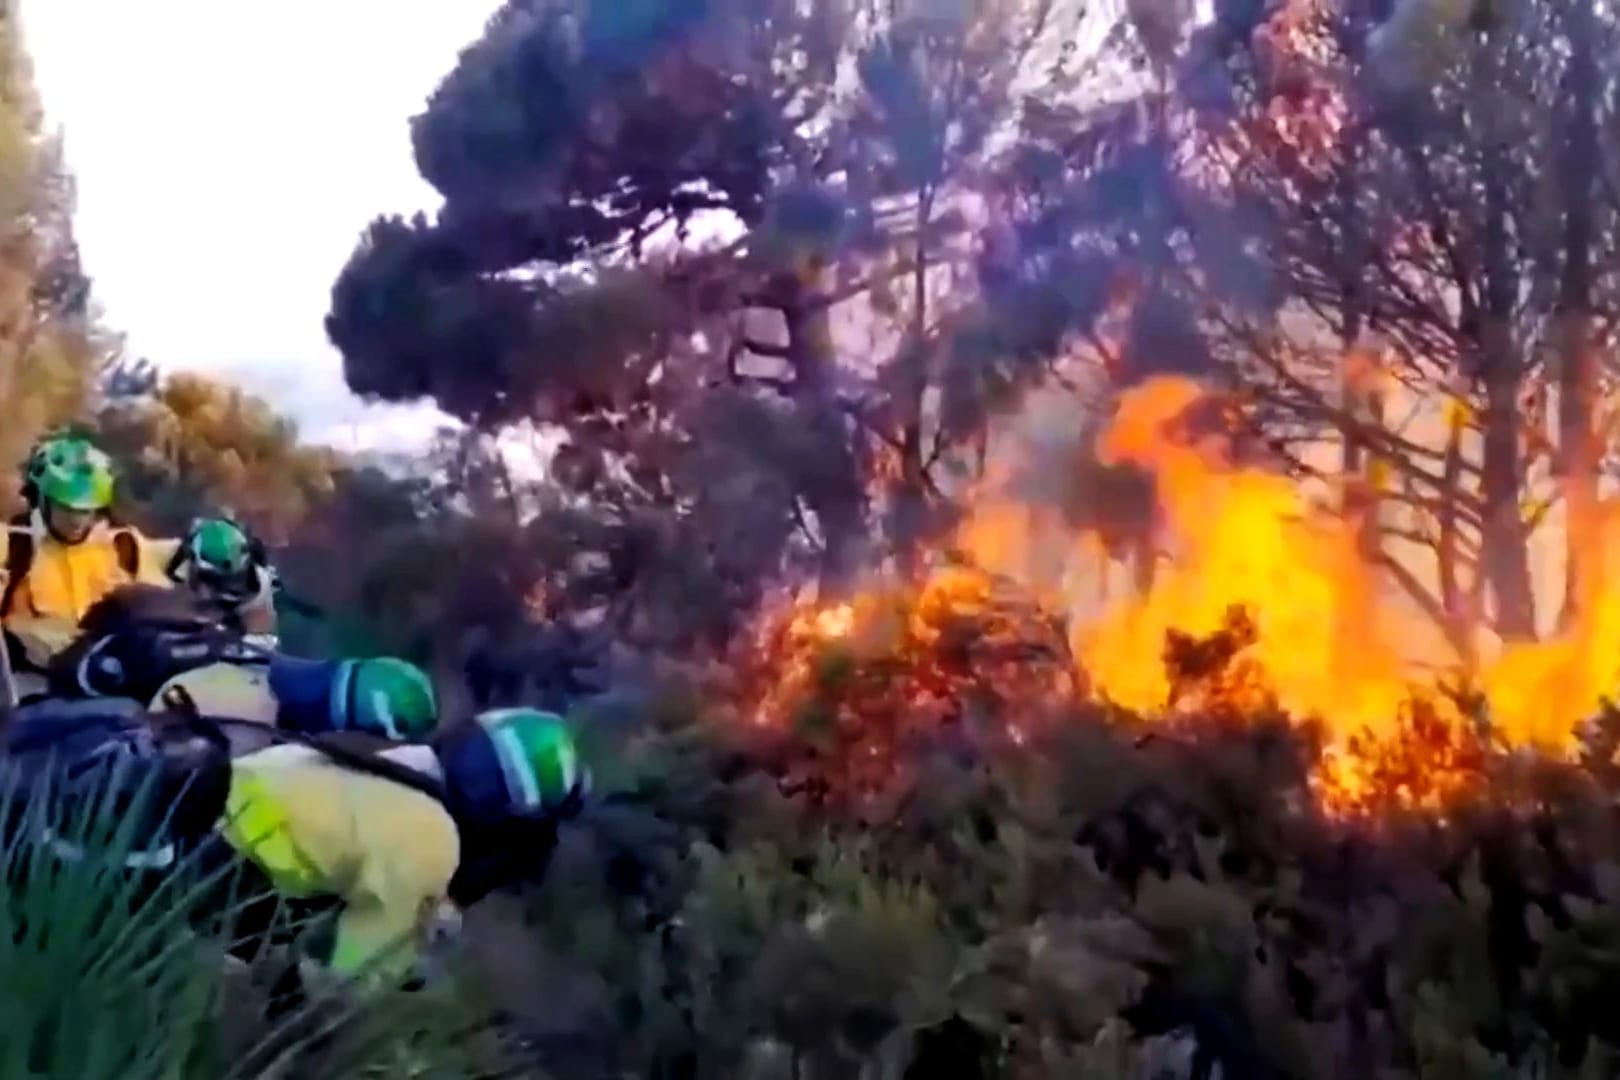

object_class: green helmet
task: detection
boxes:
[471,708,586,816]
[177,516,265,602]
[24,432,83,492]
[33,437,114,511]
[187,518,253,576]
[331,657,439,740]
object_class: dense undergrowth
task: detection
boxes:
[11,688,1620,1079]
[519,681,1620,1079]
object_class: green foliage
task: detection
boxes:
[480,692,1620,1078]
[328,0,1104,592]
[0,776,516,1079]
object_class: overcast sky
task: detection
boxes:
[22,0,505,451]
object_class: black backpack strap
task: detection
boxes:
[111,529,140,578]
[299,730,449,803]
[163,537,187,582]
[3,519,33,618]
[204,715,448,804]
[161,676,446,803]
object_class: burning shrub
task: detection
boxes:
[502,665,1620,1078]
[464,378,1620,1075]
[718,561,1077,813]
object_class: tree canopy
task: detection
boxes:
[95,371,339,541]
[0,1,116,506]
[328,0,1114,595]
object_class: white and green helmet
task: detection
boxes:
[174,516,264,602]
[187,518,254,576]
[330,657,439,740]
[28,434,115,511]
[443,708,588,822]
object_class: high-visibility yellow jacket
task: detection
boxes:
[218,743,460,981]
[1,513,171,664]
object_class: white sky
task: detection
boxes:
[22,0,506,452]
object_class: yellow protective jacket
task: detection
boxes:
[153,663,280,747]
[218,743,460,981]
[1,512,171,664]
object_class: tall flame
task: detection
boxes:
[1057,378,1467,809]
[1482,500,1620,750]
[740,375,1620,818]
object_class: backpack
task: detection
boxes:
[0,691,443,874]
[152,680,450,804]
[52,619,272,703]
[0,697,234,872]
[2,512,141,617]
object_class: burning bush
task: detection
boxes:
[520,683,1620,1079]
[501,375,1620,1074]
[717,560,1078,812]
[704,374,1620,824]
[722,559,1501,820]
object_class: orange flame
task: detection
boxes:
[731,561,1077,808]
[737,375,1620,819]
[1067,377,1468,811]
[1481,500,1620,750]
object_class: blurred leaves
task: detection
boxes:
[0,6,117,508]
[97,372,338,542]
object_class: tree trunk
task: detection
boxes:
[1477,31,1536,639]
[1131,533,1157,596]
[1438,391,1473,668]
[1555,0,1600,631]
[781,257,867,593]
[1335,122,1383,561]
[893,190,937,579]
[1480,337,1534,638]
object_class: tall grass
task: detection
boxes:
[0,771,523,1079]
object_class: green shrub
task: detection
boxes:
[503,693,1620,1078]
[0,779,514,1080]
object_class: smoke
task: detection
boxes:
[956,378,1162,624]
[1364,0,1485,96]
